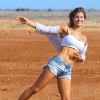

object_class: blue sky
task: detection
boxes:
[0,0,99,10]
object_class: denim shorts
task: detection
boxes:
[44,55,72,80]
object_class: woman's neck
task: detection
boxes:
[72,26,82,32]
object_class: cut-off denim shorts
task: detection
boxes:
[44,55,72,80]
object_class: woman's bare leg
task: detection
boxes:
[57,78,71,100]
[18,66,55,100]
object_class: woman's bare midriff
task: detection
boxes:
[58,46,79,67]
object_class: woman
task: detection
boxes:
[16,7,88,100]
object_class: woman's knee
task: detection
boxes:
[31,85,41,94]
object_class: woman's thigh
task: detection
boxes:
[32,66,55,90]
[57,78,71,98]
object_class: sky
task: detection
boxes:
[0,0,99,10]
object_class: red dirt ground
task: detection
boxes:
[0,29,100,100]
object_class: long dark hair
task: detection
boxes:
[69,7,86,27]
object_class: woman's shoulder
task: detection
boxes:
[59,23,70,35]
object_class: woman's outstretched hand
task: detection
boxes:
[16,16,30,24]
[16,16,36,28]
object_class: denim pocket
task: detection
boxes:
[64,65,71,73]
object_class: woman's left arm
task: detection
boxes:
[76,37,88,63]
[72,36,88,63]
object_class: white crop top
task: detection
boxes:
[36,22,88,62]
[61,34,88,61]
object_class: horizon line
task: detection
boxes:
[0,8,100,10]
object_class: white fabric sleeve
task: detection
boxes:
[35,22,60,34]
[35,22,61,51]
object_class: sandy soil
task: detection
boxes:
[0,28,100,100]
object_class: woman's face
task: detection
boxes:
[72,12,85,27]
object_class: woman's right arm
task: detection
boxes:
[16,16,59,33]
[16,16,68,37]
[16,16,36,28]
